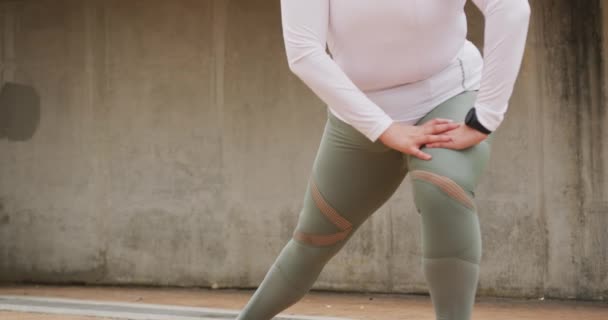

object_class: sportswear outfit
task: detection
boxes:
[237,1,530,319]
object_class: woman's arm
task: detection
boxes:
[280,0,393,142]
[470,0,531,131]
[427,0,531,151]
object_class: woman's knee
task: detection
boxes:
[411,173,482,263]
[408,145,488,264]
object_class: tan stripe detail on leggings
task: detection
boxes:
[310,180,353,231]
[293,229,350,247]
[293,180,353,247]
[411,170,475,210]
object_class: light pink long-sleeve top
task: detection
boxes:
[281,0,531,141]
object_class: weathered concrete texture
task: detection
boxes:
[0,0,606,301]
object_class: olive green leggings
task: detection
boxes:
[237,91,491,320]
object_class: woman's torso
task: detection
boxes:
[326,0,483,124]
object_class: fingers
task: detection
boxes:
[411,147,432,160]
[427,118,454,125]
[426,142,454,149]
[417,134,453,145]
[422,122,461,135]
[408,133,454,160]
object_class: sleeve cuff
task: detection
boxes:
[474,103,507,132]
[366,116,394,143]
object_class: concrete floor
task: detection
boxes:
[0,285,606,320]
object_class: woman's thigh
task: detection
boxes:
[294,112,408,247]
[408,91,491,191]
[407,91,492,261]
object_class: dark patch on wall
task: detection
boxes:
[563,2,607,296]
[538,1,604,109]
[0,199,8,225]
[0,82,41,141]
[538,1,605,185]
[570,1,607,198]
[537,0,607,299]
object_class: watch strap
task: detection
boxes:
[465,108,492,135]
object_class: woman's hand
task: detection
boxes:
[425,124,488,150]
[379,119,460,160]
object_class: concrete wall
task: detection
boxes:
[0,0,606,301]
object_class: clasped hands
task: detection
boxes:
[379,119,488,160]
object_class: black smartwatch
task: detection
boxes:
[464,108,492,135]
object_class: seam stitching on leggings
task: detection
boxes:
[293,179,353,247]
[424,245,481,266]
[411,170,475,210]
[423,256,480,266]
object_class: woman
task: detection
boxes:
[238,0,530,319]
